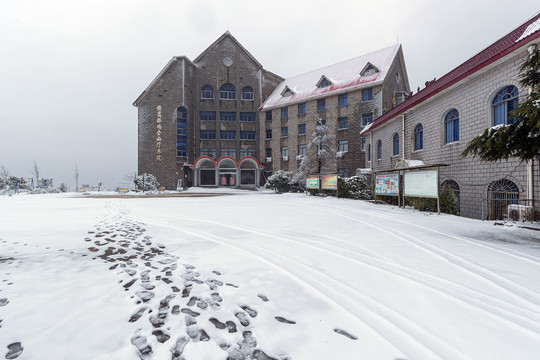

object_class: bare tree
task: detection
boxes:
[30,160,40,188]
[0,165,9,182]
[74,165,79,192]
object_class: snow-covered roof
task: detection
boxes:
[395,159,426,169]
[261,44,402,110]
[360,11,540,137]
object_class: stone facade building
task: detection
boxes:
[133,32,282,189]
[361,13,540,219]
[259,45,410,178]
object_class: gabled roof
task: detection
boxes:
[133,56,195,107]
[360,62,380,76]
[134,31,265,107]
[360,11,540,136]
[261,44,403,110]
[194,31,262,68]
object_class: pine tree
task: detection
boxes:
[291,120,336,184]
[462,49,540,161]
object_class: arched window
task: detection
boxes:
[444,109,459,143]
[220,83,236,100]
[176,107,188,157]
[392,133,399,156]
[492,86,518,125]
[442,180,460,215]
[376,140,382,160]
[414,123,423,151]
[201,85,214,99]
[487,179,519,220]
[241,86,254,101]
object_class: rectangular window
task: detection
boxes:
[220,112,236,121]
[318,119,326,126]
[265,148,272,158]
[220,130,236,140]
[281,126,288,137]
[338,117,348,129]
[240,149,256,158]
[317,99,326,111]
[281,146,288,158]
[298,123,306,135]
[338,140,349,152]
[200,148,216,158]
[266,129,272,140]
[281,107,288,118]
[220,148,236,158]
[298,144,306,156]
[200,130,216,140]
[298,103,306,115]
[266,111,272,121]
[240,112,256,122]
[240,131,256,140]
[362,88,373,101]
[200,111,216,121]
[362,113,373,126]
[338,94,348,107]
[361,137,366,152]
[338,168,349,178]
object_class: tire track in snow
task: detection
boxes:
[288,200,540,309]
[133,207,467,360]
[138,207,540,336]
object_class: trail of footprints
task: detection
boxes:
[85,207,357,359]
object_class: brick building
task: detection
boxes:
[133,32,282,189]
[259,45,410,178]
[360,13,540,219]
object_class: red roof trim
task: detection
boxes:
[361,12,540,136]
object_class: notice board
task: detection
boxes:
[375,173,399,195]
[404,170,438,198]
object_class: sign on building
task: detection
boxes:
[375,173,399,196]
[404,170,438,198]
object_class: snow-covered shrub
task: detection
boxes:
[59,183,68,192]
[135,173,160,192]
[338,176,371,199]
[264,170,292,193]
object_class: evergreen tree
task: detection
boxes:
[291,119,336,184]
[462,49,540,161]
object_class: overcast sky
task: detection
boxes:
[1,0,538,189]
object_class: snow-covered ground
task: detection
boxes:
[1,191,540,360]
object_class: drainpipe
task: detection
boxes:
[527,44,536,205]
[401,114,406,160]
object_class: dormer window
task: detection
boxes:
[317,76,332,88]
[281,86,294,97]
[361,63,380,77]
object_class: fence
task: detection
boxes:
[482,198,539,221]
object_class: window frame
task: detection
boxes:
[298,123,306,136]
[240,112,256,122]
[444,109,460,144]
[200,130,216,140]
[414,123,423,151]
[281,126,288,138]
[338,94,348,107]
[376,139,382,160]
[362,88,373,101]
[240,130,256,140]
[201,85,214,99]
[265,111,272,121]
[392,133,399,156]
[219,83,236,100]
[266,129,272,140]
[317,99,326,111]
[281,107,288,118]
[298,144,307,156]
[220,130,237,140]
[298,103,306,115]
[338,140,349,153]
[492,85,519,126]
[338,117,348,130]
[241,86,254,101]
[200,111,216,121]
[362,112,373,126]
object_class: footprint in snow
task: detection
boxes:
[5,342,23,359]
[275,316,296,325]
[334,328,358,340]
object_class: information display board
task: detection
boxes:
[375,173,399,196]
[306,176,320,189]
[404,170,438,198]
[321,175,338,190]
